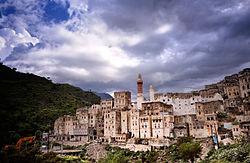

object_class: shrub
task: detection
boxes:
[178,142,202,163]
[145,150,158,163]
[202,143,250,163]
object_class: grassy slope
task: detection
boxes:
[0,64,100,147]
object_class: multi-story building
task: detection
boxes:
[173,114,196,137]
[199,83,219,99]
[129,108,140,138]
[54,108,89,142]
[104,110,121,141]
[139,101,173,139]
[158,92,223,116]
[239,68,250,98]
[101,98,114,112]
[54,69,250,144]
[114,91,131,109]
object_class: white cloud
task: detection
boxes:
[0,28,39,60]
[158,48,183,64]
[149,72,174,85]
[5,16,140,83]
[0,37,6,50]
[155,24,172,34]
[2,0,250,95]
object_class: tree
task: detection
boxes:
[178,142,202,163]
[145,151,158,163]
[177,136,194,146]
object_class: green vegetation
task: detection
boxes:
[179,142,202,163]
[201,143,250,163]
[217,112,228,121]
[232,120,239,125]
[0,145,91,163]
[0,64,100,148]
[99,145,159,163]
[163,137,202,162]
[1,137,249,162]
[99,138,202,163]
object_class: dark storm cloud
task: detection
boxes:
[1,0,250,99]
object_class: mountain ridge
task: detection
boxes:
[0,63,101,147]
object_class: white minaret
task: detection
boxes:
[150,85,154,101]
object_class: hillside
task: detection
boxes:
[0,64,100,147]
[94,92,113,100]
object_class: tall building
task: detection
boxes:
[114,91,131,109]
[137,73,145,109]
[239,68,250,98]
[150,85,155,101]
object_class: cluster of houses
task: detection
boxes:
[54,69,250,144]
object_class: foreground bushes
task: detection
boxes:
[0,145,90,163]
[99,146,159,163]
[201,143,250,163]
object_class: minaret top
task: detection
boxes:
[150,85,153,90]
[137,73,143,83]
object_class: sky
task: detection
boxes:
[0,0,250,99]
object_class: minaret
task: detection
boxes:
[150,85,154,101]
[137,73,143,96]
[137,73,144,109]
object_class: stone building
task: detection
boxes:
[158,92,223,116]
[239,68,250,98]
[101,98,114,112]
[114,91,131,109]
[195,100,224,120]
[198,83,220,99]
[224,83,240,99]
[139,101,173,139]
[194,101,223,138]
[174,115,194,137]
[129,108,140,138]
[54,108,89,142]
[121,110,130,134]
[104,110,121,142]
[88,105,103,139]
[154,93,163,100]
[199,84,219,99]
[53,69,250,144]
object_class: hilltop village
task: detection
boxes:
[54,69,250,147]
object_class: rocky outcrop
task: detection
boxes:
[85,143,107,161]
